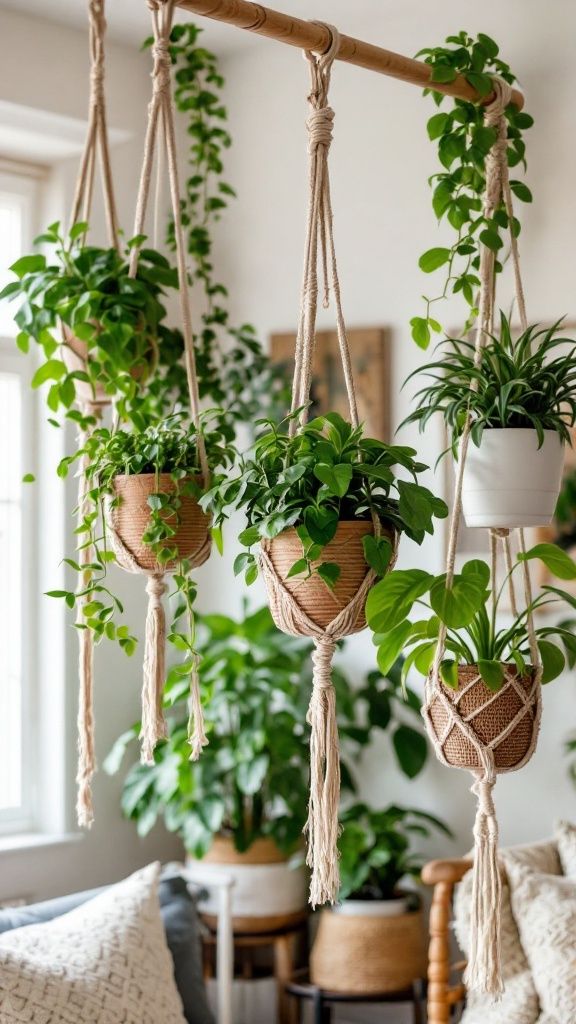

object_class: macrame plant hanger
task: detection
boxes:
[423,78,542,996]
[259,23,395,908]
[72,0,120,828]
[105,0,210,769]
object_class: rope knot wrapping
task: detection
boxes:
[307,106,335,154]
[151,37,172,94]
[423,74,541,996]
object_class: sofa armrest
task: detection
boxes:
[423,858,472,1024]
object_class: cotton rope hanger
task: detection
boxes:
[71,0,121,829]
[102,0,211,770]
[423,77,542,996]
[259,22,395,908]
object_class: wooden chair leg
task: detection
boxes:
[274,932,295,1024]
[427,880,453,1024]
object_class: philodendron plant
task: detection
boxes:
[204,411,448,588]
[52,414,234,658]
[367,543,576,690]
[338,803,452,901]
[105,606,430,856]
[403,313,576,449]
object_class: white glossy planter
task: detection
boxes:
[186,837,308,930]
[461,428,565,529]
[334,896,408,917]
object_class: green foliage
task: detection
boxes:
[338,803,452,901]
[49,414,234,659]
[403,314,576,448]
[413,31,534,346]
[105,607,430,855]
[203,411,448,586]
[367,544,576,690]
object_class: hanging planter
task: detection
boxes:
[461,428,565,529]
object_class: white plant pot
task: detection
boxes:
[461,428,565,529]
[334,896,408,917]
[186,837,308,927]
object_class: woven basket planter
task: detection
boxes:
[427,664,540,772]
[110,473,211,572]
[311,904,425,994]
[263,520,396,632]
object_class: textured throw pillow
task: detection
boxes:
[0,862,188,1024]
[455,840,559,1024]
[507,861,576,1024]
[556,818,576,877]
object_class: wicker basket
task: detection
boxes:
[310,906,425,994]
[110,473,211,572]
[427,664,539,772]
[263,520,396,631]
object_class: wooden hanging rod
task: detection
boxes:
[175,0,525,109]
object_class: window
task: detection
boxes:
[0,171,40,833]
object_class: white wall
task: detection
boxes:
[201,0,576,870]
[0,8,181,903]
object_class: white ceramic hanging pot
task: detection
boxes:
[461,428,565,529]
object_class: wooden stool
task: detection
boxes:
[285,969,425,1024]
[202,911,308,1024]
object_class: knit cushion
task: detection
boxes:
[0,862,188,1024]
[556,818,576,877]
[455,840,559,1024]
[507,861,576,1024]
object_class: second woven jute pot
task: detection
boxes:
[110,473,211,572]
[263,520,397,632]
[427,664,539,771]
[311,905,425,994]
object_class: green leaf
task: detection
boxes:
[477,659,504,691]
[22,473,35,483]
[286,557,308,579]
[362,535,392,577]
[366,569,432,633]
[519,543,576,581]
[410,316,430,350]
[418,247,451,273]
[539,640,565,684]
[430,570,487,628]
[430,64,458,84]
[510,181,533,203]
[317,562,341,590]
[440,659,459,689]
[376,620,412,675]
[427,112,450,140]
[31,359,66,388]
[10,254,45,278]
[238,525,260,547]
[314,462,352,498]
[237,754,269,795]
[392,725,427,779]
[479,229,503,252]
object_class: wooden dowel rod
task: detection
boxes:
[175,0,525,109]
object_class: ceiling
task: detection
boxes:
[0,0,394,53]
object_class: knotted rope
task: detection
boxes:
[423,78,542,995]
[72,1,119,827]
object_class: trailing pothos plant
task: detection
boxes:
[203,411,448,588]
[105,605,431,856]
[402,313,576,449]
[51,414,235,658]
[0,221,184,426]
[367,543,576,691]
[338,803,452,901]
[411,30,534,348]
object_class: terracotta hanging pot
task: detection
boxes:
[310,900,425,994]
[262,520,397,632]
[109,473,211,572]
[461,428,565,529]
[427,663,540,772]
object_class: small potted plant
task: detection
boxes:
[0,221,178,411]
[403,314,576,528]
[205,411,448,630]
[310,803,451,994]
[366,543,576,770]
[105,606,432,929]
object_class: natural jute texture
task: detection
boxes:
[423,77,543,996]
[310,908,425,994]
[257,22,394,907]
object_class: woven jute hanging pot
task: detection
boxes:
[256,23,397,909]
[423,78,543,997]
[310,907,426,994]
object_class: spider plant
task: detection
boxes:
[402,313,576,449]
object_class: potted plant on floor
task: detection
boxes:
[403,314,576,528]
[205,411,448,629]
[106,605,431,929]
[367,543,576,771]
[310,803,451,994]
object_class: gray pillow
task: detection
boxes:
[0,865,213,1024]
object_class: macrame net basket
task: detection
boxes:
[423,78,543,997]
[257,23,397,908]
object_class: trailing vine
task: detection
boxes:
[411,31,534,348]
[154,23,289,426]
